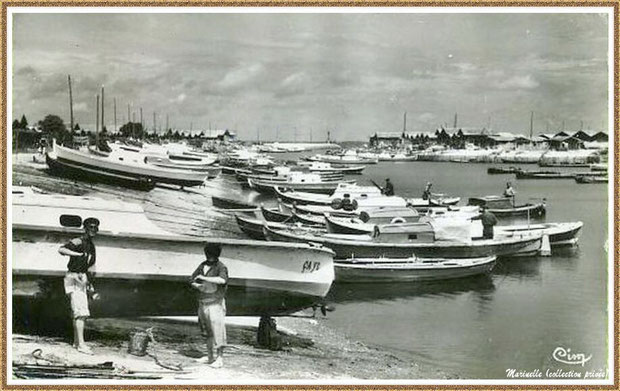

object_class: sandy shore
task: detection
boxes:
[12,313,449,382]
[10,151,452,382]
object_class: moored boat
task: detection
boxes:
[48,141,209,187]
[12,189,335,318]
[334,256,496,283]
[467,196,546,218]
[495,222,583,246]
[211,195,256,210]
[248,174,355,194]
[575,175,608,184]
[515,170,575,180]
[263,224,542,259]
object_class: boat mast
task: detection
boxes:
[95,94,99,148]
[101,85,105,135]
[67,75,74,135]
[529,111,534,140]
[114,97,117,133]
[403,111,407,133]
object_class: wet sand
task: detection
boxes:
[10,151,451,381]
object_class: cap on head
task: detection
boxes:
[83,217,100,230]
[204,242,222,258]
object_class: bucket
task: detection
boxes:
[128,328,153,356]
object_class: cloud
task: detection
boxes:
[493,75,540,90]
[217,63,265,91]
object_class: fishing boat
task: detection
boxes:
[487,166,522,175]
[574,175,608,184]
[47,141,210,187]
[495,222,583,246]
[46,153,156,191]
[467,196,546,218]
[324,211,421,235]
[297,161,366,175]
[306,150,379,165]
[334,256,496,283]
[248,173,355,194]
[376,152,417,162]
[406,196,461,208]
[234,213,323,240]
[260,205,293,223]
[515,170,575,180]
[274,185,407,208]
[12,188,335,318]
[211,195,256,210]
[263,223,542,259]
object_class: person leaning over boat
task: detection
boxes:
[503,182,516,206]
[58,217,100,355]
[471,206,498,240]
[382,178,395,196]
[190,243,229,368]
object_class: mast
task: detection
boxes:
[453,113,458,129]
[153,112,156,134]
[529,111,534,140]
[101,85,105,134]
[403,112,407,132]
[166,114,169,133]
[95,94,99,148]
[113,98,117,133]
[67,75,74,134]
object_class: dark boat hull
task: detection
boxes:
[212,195,256,210]
[46,154,155,191]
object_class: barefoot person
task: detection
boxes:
[58,217,100,355]
[191,243,229,368]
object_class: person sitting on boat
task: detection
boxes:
[58,217,100,355]
[503,182,516,206]
[422,182,433,204]
[191,243,229,369]
[382,178,395,196]
[471,206,498,240]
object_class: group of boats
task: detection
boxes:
[11,140,587,322]
[487,163,608,183]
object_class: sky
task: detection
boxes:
[11,11,610,141]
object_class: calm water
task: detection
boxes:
[317,161,609,379]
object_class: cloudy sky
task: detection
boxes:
[11,11,610,141]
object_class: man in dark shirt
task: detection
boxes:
[422,182,433,204]
[383,178,395,196]
[472,206,498,239]
[58,217,99,355]
[191,243,229,368]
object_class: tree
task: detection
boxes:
[118,122,144,139]
[74,123,81,131]
[41,114,70,145]
[20,114,28,128]
[12,119,20,130]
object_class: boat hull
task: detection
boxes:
[334,256,496,283]
[46,154,155,191]
[211,195,256,210]
[12,227,335,317]
[249,178,354,194]
[264,226,542,259]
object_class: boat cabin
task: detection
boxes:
[467,196,513,209]
[372,222,435,243]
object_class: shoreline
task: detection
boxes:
[12,313,452,381]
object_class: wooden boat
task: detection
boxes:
[406,196,461,208]
[515,170,575,180]
[260,205,293,223]
[234,213,323,240]
[274,185,407,208]
[325,213,419,235]
[334,256,496,283]
[575,175,608,184]
[248,174,355,195]
[292,211,326,226]
[467,196,546,218]
[48,141,209,187]
[12,189,335,318]
[46,153,155,191]
[495,222,583,246]
[263,224,542,259]
[298,161,366,175]
[376,152,417,162]
[487,166,522,175]
[306,153,379,165]
[211,195,256,210]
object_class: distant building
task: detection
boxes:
[369,132,405,147]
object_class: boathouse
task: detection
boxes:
[369,132,405,147]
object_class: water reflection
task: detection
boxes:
[327,274,495,304]
[492,256,542,280]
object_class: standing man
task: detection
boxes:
[58,217,100,355]
[422,182,433,205]
[383,178,395,196]
[503,181,516,206]
[472,206,498,239]
[191,243,229,368]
